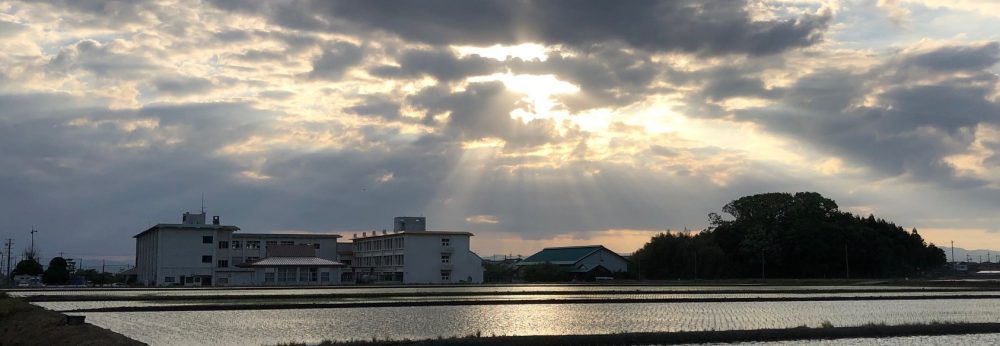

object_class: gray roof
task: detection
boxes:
[134,223,240,238]
[249,257,345,267]
[354,230,473,240]
[235,233,341,239]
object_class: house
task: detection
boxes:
[134,211,342,286]
[350,217,484,284]
[516,245,629,280]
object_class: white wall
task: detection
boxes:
[578,249,629,273]
[402,234,483,284]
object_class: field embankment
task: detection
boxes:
[283,322,1000,345]
[0,292,144,346]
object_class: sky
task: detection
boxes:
[1,0,999,264]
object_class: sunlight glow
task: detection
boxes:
[454,43,549,61]
[468,73,579,125]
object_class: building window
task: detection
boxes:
[314,243,321,249]
[320,272,330,282]
[231,240,241,249]
[277,267,295,282]
[164,276,175,283]
[202,255,212,263]
[232,256,243,265]
[299,268,310,282]
[441,238,450,246]
[247,256,259,262]
[218,241,229,249]
[247,240,261,249]
[265,240,277,246]
[280,240,294,246]
[264,272,275,283]
[185,277,194,283]
[342,259,352,266]
[441,255,450,263]
[202,236,213,244]
[441,270,451,281]
[217,260,229,268]
[310,268,318,282]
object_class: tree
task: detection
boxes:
[636,192,947,279]
[12,259,43,276]
[43,257,70,285]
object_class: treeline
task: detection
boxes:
[633,192,946,279]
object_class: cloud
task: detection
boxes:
[345,94,403,120]
[306,41,364,81]
[466,214,499,224]
[735,43,1000,186]
[212,0,831,56]
[46,39,156,78]
[408,81,559,147]
[370,48,500,82]
[151,76,214,96]
[877,0,912,28]
[507,46,663,111]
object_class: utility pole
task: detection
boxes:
[102,259,106,274]
[30,227,37,254]
[5,239,12,287]
[951,241,955,264]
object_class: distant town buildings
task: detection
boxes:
[134,213,484,286]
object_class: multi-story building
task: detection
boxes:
[351,217,484,284]
[134,211,342,286]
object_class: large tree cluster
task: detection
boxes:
[634,192,947,279]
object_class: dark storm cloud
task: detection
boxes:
[408,81,558,147]
[735,43,1000,186]
[369,48,500,82]
[151,76,214,96]
[901,42,1000,72]
[345,94,402,120]
[307,41,364,81]
[26,0,154,27]
[697,69,783,102]
[210,0,830,55]
[0,94,281,254]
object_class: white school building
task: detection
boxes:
[350,217,484,284]
[134,212,343,286]
[134,213,484,286]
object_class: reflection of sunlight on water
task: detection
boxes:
[80,299,1000,346]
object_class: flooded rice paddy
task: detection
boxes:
[13,285,1000,345]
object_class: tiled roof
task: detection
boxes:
[517,246,604,265]
[249,257,345,267]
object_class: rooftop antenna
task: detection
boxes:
[201,193,205,214]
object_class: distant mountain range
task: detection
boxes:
[946,247,1000,263]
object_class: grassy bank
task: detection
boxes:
[0,291,144,345]
[279,322,1000,345]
